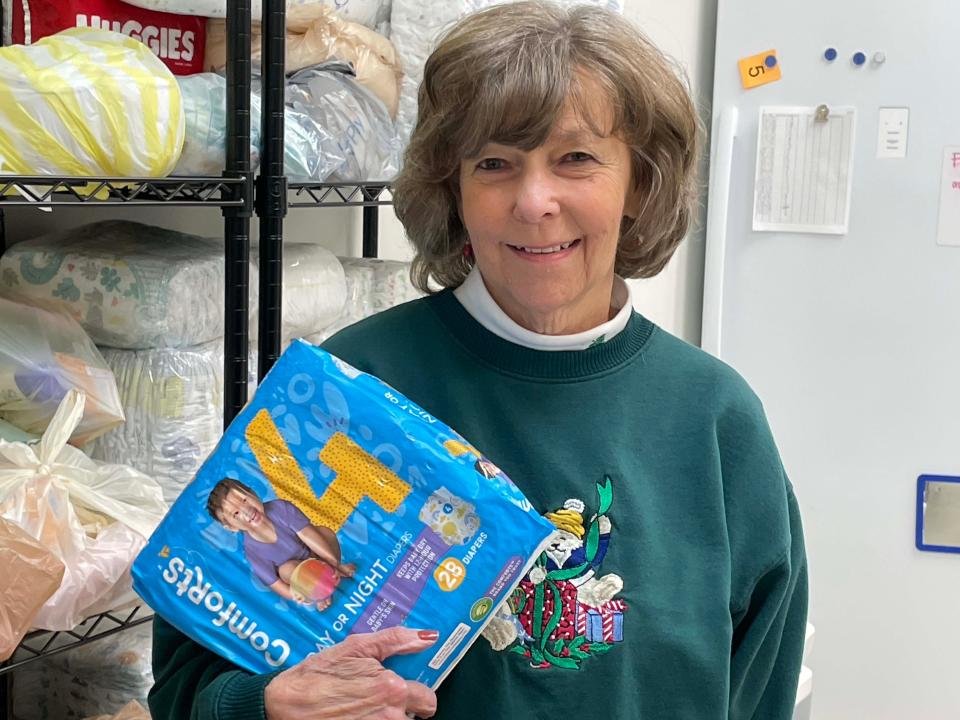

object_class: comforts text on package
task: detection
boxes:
[132,341,556,687]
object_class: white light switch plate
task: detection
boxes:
[877,107,909,159]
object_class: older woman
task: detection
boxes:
[149,2,807,719]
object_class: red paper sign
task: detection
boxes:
[3,0,206,75]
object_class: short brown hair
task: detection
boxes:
[207,478,257,522]
[394,0,701,293]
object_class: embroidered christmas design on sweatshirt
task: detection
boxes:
[483,477,627,669]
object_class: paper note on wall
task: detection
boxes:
[738,50,781,90]
[753,106,857,234]
[936,146,960,247]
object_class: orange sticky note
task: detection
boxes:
[738,50,781,89]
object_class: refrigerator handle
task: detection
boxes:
[700,106,739,357]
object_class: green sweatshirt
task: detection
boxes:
[149,290,807,720]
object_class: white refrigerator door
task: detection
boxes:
[705,1,960,718]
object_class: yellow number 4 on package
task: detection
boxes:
[133,341,556,686]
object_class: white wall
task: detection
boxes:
[623,0,716,345]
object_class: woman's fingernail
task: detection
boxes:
[418,630,440,642]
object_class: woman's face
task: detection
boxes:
[458,82,640,334]
[218,488,266,533]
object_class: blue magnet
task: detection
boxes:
[853,51,867,66]
[764,54,778,68]
[824,47,838,62]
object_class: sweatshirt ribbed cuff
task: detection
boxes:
[216,670,282,720]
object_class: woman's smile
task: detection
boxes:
[505,238,581,261]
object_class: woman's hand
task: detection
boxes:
[264,627,440,719]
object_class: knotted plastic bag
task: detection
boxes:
[0,390,167,630]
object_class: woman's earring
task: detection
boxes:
[462,242,474,259]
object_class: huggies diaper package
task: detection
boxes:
[132,341,556,686]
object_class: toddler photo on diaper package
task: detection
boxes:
[133,341,556,687]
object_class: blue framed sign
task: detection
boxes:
[916,474,960,555]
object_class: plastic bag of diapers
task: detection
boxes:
[132,340,556,685]
[0,28,184,179]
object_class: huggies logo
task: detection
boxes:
[75,14,196,62]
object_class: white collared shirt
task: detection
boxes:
[452,265,633,351]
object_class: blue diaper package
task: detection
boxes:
[132,340,556,687]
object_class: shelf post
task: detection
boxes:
[255,0,287,381]
[223,0,254,428]
[361,185,384,258]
